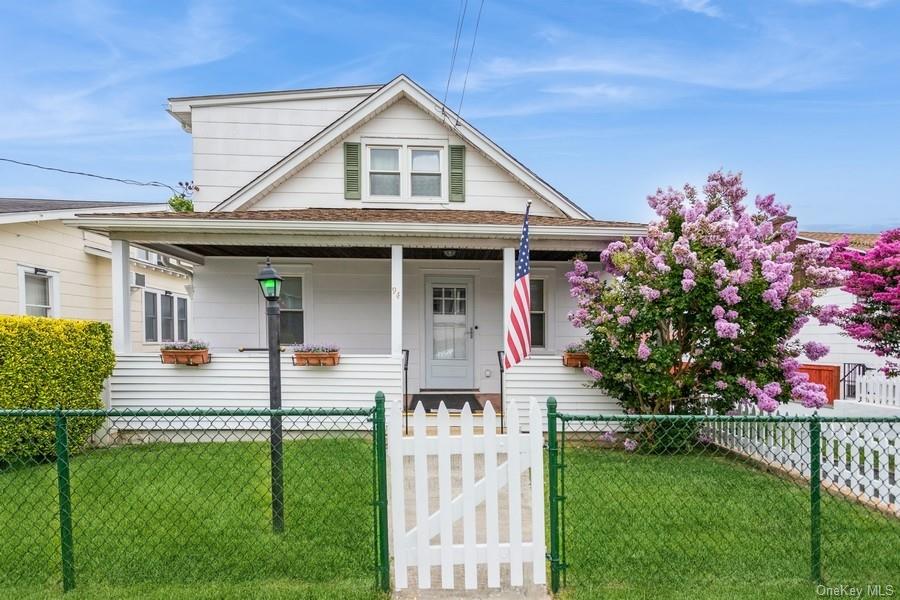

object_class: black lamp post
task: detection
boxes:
[256,258,284,533]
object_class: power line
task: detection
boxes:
[455,0,486,125]
[0,157,177,195]
[441,0,469,118]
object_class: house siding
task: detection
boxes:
[0,219,189,351]
[190,94,373,210]
[191,97,563,217]
[190,256,588,395]
[795,287,887,383]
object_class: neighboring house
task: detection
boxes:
[0,198,193,352]
[69,74,645,416]
[795,231,885,400]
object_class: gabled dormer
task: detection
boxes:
[168,75,591,219]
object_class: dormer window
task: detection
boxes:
[360,138,449,202]
[411,149,441,197]
[369,147,401,196]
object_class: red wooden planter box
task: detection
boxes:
[293,351,340,366]
[160,349,210,366]
[562,352,590,368]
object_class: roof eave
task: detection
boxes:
[65,216,646,240]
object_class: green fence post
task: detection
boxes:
[809,415,822,583]
[374,391,390,593]
[54,409,75,592]
[547,396,561,594]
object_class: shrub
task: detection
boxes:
[0,316,116,463]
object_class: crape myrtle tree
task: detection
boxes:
[830,228,900,377]
[567,171,847,416]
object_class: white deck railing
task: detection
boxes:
[856,372,900,408]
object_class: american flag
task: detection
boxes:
[504,204,531,370]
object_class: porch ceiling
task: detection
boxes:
[150,244,586,262]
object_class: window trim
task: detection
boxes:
[529,268,557,354]
[17,265,60,317]
[142,288,189,344]
[361,137,448,203]
[257,262,313,347]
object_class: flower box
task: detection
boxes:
[562,352,590,368]
[160,348,210,366]
[291,344,341,366]
[292,351,340,367]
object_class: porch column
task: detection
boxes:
[502,247,515,348]
[111,239,131,353]
[391,245,403,358]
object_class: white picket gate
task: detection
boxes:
[387,398,546,591]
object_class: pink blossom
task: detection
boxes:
[617,315,632,326]
[756,395,779,413]
[623,438,639,452]
[710,360,723,371]
[715,380,728,390]
[637,339,651,361]
[639,285,661,301]
[719,285,742,306]
[715,319,740,339]
[583,366,603,380]
[803,341,830,361]
[712,305,726,319]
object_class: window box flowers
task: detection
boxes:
[562,341,590,368]
[291,343,341,367]
[160,340,210,366]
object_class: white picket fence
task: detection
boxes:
[707,406,899,514]
[388,398,546,591]
[856,372,900,408]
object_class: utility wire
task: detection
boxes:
[455,0,486,125]
[441,0,469,118]
[0,157,177,195]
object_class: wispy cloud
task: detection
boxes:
[640,0,723,17]
[0,0,247,142]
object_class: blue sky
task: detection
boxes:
[1,0,899,231]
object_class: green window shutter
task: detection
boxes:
[344,142,361,200]
[448,145,465,202]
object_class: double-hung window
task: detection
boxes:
[410,148,441,197]
[529,278,546,349]
[278,277,304,344]
[369,147,401,197]
[18,265,58,317]
[144,290,188,343]
[364,141,446,201]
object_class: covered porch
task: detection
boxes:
[74,209,636,417]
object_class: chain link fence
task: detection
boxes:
[546,400,900,598]
[0,398,390,598]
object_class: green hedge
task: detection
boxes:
[0,316,116,463]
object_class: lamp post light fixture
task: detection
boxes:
[257,258,285,533]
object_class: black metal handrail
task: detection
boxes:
[402,349,410,435]
[497,350,505,433]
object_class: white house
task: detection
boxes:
[1,198,192,352]
[69,75,640,415]
[796,231,887,401]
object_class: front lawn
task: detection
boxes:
[0,437,381,600]
[558,446,900,599]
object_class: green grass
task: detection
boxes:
[0,438,383,599]
[558,446,900,599]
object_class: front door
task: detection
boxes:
[424,276,475,389]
